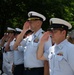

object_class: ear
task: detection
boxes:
[62,30,66,35]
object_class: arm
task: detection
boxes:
[13,21,30,50]
[37,31,50,60]
[0,34,8,47]
[68,46,74,71]
[4,34,14,52]
[44,60,50,75]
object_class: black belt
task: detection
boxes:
[24,67,44,70]
[14,64,24,67]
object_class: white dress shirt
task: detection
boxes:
[18,28,52,68]
[44,39,74,75]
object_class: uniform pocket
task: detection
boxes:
[33,42,39,47]
[54,55,63,70]
[55,55,63,61]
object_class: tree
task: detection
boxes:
[0,0,74,38]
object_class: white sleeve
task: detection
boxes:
[68,46,74,71]
[9,39,15,50]
[10,45,14,50]
[44,37,52,51]
[20,38,28,47]
[43,37,52,60]
[17,38,28,51]
[18,46,24,51]
[44,49,49,60]
[44,47,51,60]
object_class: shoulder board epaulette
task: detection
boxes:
[14,39,16,41]
[41,31,45,34]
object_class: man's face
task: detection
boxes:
[50,29,66,44]
[28,20,40,30]
[8,33,14,37]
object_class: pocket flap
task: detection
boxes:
[55,55,63,61]
[33,42,39,46]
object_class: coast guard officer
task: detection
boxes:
[13,11,52,75]
[37,18,74,75]
[9,28,24,75]
[2,27,15,75]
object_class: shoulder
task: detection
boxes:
[65,41,74,49]
[48,45,55,52]
[39,30,45,39]
[65,41,74,55]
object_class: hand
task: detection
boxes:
[8,34,14,42]
[1,33,8,41]
[23,21,30,31]
[12,64,14,74]
[40,31,50,43]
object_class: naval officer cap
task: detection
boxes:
[28,11,46,21]
[15,28,22,34]
[48,18,72,31]
[7,27,15,33]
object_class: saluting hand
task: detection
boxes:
[40,31,50,43]
[23,21,30,31]
[8,34,14,42]
[2,33,8,41]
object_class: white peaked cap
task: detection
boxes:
[7,27,15,31]
[28,11,46,21]
[15,28,22,32]
[49,18,72,29]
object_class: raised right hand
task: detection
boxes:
[23,21,30,31]
[40,31,50,43]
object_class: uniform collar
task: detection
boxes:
[33,28,44,37]
[55,39,68,50]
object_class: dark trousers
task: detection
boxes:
[24,67,44,75]
[13,64,24,75]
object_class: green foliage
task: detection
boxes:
[0,0,74,38]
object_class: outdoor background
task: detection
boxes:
[0,0,74,39]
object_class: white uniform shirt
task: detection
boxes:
[10,38,24,65]
[18,28,52,68]
[3,42,13,75]
[44,39,74,75]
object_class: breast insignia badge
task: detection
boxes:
[34,37,39,43]
[57,52,63,56]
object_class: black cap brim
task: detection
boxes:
[47,24,68,31]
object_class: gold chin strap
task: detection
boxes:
[7,30,15,33]
[28,18,40,21]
